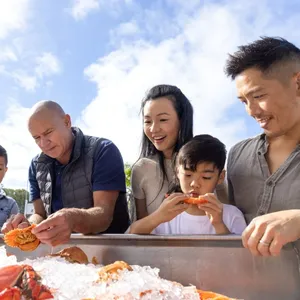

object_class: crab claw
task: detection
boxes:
[0,287,21,300]
[0,265,23,291]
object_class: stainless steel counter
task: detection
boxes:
[1,234,299,300]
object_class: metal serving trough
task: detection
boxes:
[1,234,299,300]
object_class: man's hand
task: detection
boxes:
[154,193,189,223]
[197,193,229,234]
[242,210,300,257]
[1,213,31,234]
[31,209,75,247]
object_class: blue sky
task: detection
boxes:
[1,0,300,188]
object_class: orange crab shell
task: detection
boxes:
[197,289,235,300]
[164,193,208,205]
[0,265,23,291]
[49,246,89,264]
[3,224,40,252]
[0,286,21,300]
[184,197,208,205]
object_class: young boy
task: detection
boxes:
[129,135,246,235]
[0,145,19,228]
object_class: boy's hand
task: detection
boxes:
[154,193,189,223]
[197,193,229,234]
[1,213,31,234]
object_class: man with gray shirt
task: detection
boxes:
[0,145,19,228]
[225,36,300,257]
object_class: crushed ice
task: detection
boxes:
[0,246,200,300]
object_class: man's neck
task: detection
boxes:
[56,133,75,165]
[267,122,300,147]
[265,124,300,174]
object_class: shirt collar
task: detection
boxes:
[0,186,6,199]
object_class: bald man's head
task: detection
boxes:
[30,100,65,118]
[28,100,74,164]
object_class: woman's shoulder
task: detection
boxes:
[132,156,159,170]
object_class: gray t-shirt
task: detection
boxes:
[0,188,19,228]
[227,134,300,223]
[131,156,174,215]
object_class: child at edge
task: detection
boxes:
[0,145,19,229]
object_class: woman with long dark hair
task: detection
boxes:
[131,84,194,219]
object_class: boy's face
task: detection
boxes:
[177,162,225,196]
[0,157,7,183]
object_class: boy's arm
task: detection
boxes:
[213,222,230,234]
[130,193,189,234]
[129,212,162,234]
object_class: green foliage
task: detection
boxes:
[124,162,132,188]
[3,188,28,214]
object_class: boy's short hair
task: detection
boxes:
[0,145,8,166]
[176,134,226,173]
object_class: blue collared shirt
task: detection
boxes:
[0,188,19,228]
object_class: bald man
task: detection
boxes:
[2,101,130,246]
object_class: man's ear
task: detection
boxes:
[295,72,300,95]
[217,169,226,185]
[64,114,72,128]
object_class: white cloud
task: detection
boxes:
[35,52,61,78]
[0,102,39,189]
[11,72,38,92]
[0,1,61,92]
[1,52,61,92]
[112,21,140,37]
[70,0,100,20]
[70,0,134,20]
[0,47,18,62]
[0,0,30,40]
[109,20,141,46]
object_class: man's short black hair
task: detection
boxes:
[225,36,300,80]
[0,145,8,166]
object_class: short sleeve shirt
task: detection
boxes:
[0,190,19,228]
[152,204,247,235]
[131,156,174,215]
[227,134,300,223]
[28,139,126,213]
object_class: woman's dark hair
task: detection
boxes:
[0,145,8,166]
[169,134,226,193]
[138,84,194,202]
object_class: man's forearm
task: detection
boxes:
[68,207,113,234]
[29,214,45,225]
